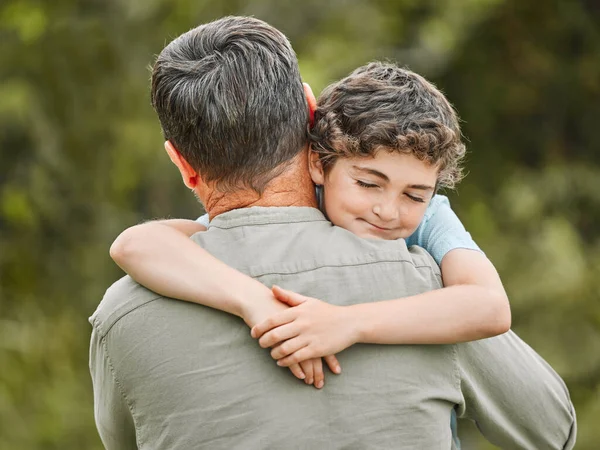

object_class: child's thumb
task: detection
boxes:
[272,285,307,307]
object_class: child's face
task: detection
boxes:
[310,150,438,240]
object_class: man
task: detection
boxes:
[90,16,576,449]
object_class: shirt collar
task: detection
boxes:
[208,206,327,230]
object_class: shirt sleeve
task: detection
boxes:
[405,195,482,266]
[196,213,210,228]
[456,330,577,449]
[89,322,138,450]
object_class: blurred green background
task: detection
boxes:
[1,0,598,448]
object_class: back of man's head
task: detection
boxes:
[151,16,308,193]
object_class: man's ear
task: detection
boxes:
[303,82,317,128]
[308,148,325,186]
[164,140,200,189]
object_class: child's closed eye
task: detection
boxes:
[356,180,379,189]
[405,193,425,203]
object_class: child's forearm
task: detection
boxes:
[110,221,273,323]
[351,284,510,345]
[353,249,511,344]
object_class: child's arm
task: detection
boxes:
[110,219,340,386]
[111,219,269,323]
[251,251,510,365]
[251,197,511,366]
[355,248,510,344]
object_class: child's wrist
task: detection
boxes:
[239,288,280,328]
[344,304,365,345]
[214,283,255,322]
[237,294,257,324]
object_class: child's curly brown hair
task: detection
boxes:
[309,62,466,190]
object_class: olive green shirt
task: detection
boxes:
[90,206,576,449]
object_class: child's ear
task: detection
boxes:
[308,148,325,185]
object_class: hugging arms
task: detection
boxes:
[111,194,509,384]
[110,64,511,387]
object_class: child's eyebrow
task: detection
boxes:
[352,166,435,191]
[408,184,435,191]
[352,166,390,182]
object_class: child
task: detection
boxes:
[111,62,511,447]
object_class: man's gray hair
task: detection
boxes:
[151,16,308,193]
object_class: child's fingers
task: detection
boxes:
[324,355,342,375]
[259,322,300,349]
[313,358,325,389]
[288,363,306,381]
[272,285,308,307]
[251,309,297,339]
[277,347,314,368]
[258,322,299,349]
[270,336,307,360]
[299,359,314,385]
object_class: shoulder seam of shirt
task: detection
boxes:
[93,295,163,340]
[243,258,442,279]
[99,333,143,446]
[209,218,326,230]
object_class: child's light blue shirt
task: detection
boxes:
[405,194,481,265]
[196,213,210,229]
[197,194,481,266]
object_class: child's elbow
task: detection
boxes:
[493,312,512,336]
[489,291,512,336]
[109,231,136,265]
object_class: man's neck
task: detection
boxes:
[200,155,317,219]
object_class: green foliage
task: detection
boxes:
[1,0,598,448]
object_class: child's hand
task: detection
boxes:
[279,352,335,389]
[296,357,340,389]
[242,289,338,388]
[251,286,358,369]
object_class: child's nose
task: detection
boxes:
[372,203,399,222]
